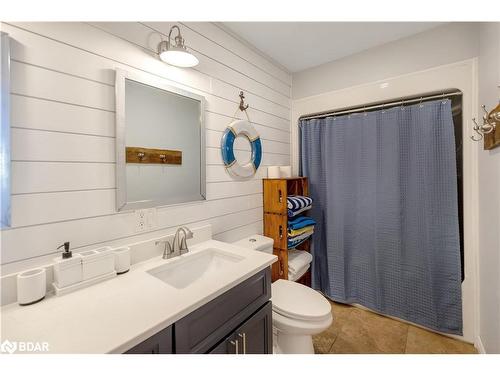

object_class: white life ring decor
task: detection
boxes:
[221,119,262,178]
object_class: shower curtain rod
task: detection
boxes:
[299,91,463,121]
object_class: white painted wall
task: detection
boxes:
[0,22,291,270]
[477,23,500,354]
[292,22,479,100]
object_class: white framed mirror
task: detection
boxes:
[115,69,206,211]
[0,32,11,228]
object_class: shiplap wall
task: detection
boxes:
[0,22,291,266]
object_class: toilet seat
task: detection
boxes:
[271,279,332,322]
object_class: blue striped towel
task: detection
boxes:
[288,216,316,231]
[287,195,312,217]
[288,231,314,249]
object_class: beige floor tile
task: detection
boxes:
[313,301,354,353]
[405,326,477,354]
[329,308,408,354]
[313,303,477,354]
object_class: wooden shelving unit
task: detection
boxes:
[263,177,311,286]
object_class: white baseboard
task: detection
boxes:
[475,335,486,354]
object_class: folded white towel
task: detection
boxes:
[287,249,313,273]
[289,263,310,282]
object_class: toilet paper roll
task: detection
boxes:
[280,166,292,178]
[267,166,281,178]
[17,268,46,305]
[113,246,131,275]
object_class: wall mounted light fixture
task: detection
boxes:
[157,25,199,68]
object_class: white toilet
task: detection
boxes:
[233,235,333,354]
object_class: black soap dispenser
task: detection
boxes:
[57,242,72,259]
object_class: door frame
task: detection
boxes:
[290,58,480,345]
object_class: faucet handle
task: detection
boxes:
[155,239,173,259]
[181,226,193,239]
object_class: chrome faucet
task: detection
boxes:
[172,226,193,256]
[155,226,193,260]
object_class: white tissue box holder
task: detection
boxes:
[81,246,115,281]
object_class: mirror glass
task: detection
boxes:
[0,32,11,227]
[116,70,205,211]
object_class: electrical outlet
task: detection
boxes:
[135,209,146,232]
[146,208,157,229]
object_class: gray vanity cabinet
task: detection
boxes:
[124,268,272,354]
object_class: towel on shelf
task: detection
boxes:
[288,216,316,231]
[288,225,315,237]
[289,263,310,282]
[287,195,312,217]
[287,249,313,274]
[288,229,314,245]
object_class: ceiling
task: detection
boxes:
[222,22,443,73]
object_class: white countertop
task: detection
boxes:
[0,240,276,353]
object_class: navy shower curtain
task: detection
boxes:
[300,99,462,335]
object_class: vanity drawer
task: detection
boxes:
[174,268,271,353]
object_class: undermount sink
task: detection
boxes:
[147,248,245,289]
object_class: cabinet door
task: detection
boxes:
[125,325,173,354]
[209,301,273,354]
[208,333,240,354]
[237,301,273,354]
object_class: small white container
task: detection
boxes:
[267,166,281,178]
[112,246,131,274]
[17,268,46,305]
[53,254,82,288]
[81,247,115,281]
[280,166,292,178]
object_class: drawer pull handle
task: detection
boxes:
[279,225,283,239]
[278,190,283,203]
[230,339,239,354]
[238,333,247,354]
[279,260,284,276]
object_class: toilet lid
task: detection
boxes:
[271,279,332,322]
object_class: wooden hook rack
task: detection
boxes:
[126,147,182,164]
[484,103,500,150]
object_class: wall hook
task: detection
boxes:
[470,118,483,141]
[239,91,249,112]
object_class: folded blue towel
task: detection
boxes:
[288,216,316,230]
[287,195,312,217]
[288,234,313,249]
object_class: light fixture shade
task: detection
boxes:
[157,27,199,68]
[159,47,199,68]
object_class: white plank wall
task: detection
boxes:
[0,22,291,266]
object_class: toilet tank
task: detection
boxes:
[232,235,274,254]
